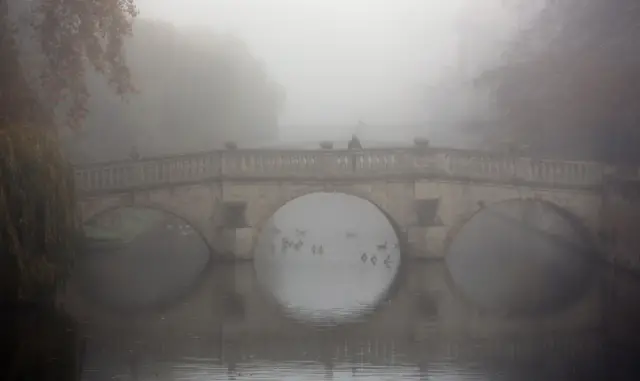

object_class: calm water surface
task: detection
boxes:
[51,194,640,379]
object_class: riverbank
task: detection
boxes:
[0,303,83,381]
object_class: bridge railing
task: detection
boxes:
[74,151,222,193]
[440,149,607,187]
[74,147,611,194]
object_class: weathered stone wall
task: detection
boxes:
[74,147,617,262]
[78,180,604,262]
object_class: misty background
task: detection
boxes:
[49,0,581,162]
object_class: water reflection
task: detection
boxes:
[446,199,594,315]
[59,259,640,381]
[77,207,210,310]
[46,198,640,380]
[253,193,401,325]
[77,327,612,381]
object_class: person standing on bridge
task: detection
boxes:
[348,134,362,150]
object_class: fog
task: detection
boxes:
[135,0,520,144]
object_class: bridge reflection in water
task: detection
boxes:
[63,195,640,380]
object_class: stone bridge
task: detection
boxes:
[74,145,636,262]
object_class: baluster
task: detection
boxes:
[115,167,123,187]
[207,154,215,177]
[180,159,186,180]
[211,153,219,176]
[200,156,207,176]
[478,155,488,178]
[134,161,143,186]
[166,160,173,183]
[173,159,180,182]
[163,160,170,182]
[440,153,450,176]
[153,162,159,182]
[538,162,546,182]
[175,159,181,182]
[161,161,167,182]
[532,160,540,182]
[188,158,194,179]
[108,168,115,188]
[81,171,88,191]
[147,162,154,184]
[153,162,160,183]
[245,154,253,174]
[140,164,147,185]
[93,170,99,189]
[577,163,585,184]
[569,163,577,184]
[288,154,295,174]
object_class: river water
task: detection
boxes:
[33,194,640,379]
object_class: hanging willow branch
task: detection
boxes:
[0,0,138,303]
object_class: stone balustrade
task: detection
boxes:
[74,147,612,194]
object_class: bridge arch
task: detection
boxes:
[443,197,597,258]
[443,197,598,316]
[76,198,217,312]
[79,198,217,254]
[250,185,407,257]
[249,185,409,321]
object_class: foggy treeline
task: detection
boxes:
[11,0,637,164]
[431,0,640,163]
[59,19,284,163]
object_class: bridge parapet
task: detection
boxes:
[74,147,611,194]
[75,151,222,194]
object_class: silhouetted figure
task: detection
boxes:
[348,134,362,150]
[129,145,140,160]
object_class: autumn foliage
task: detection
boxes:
[0,0,137,302]
[479,0,640,162]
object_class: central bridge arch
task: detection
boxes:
[250,185,408,255]
[248,186,409,325]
